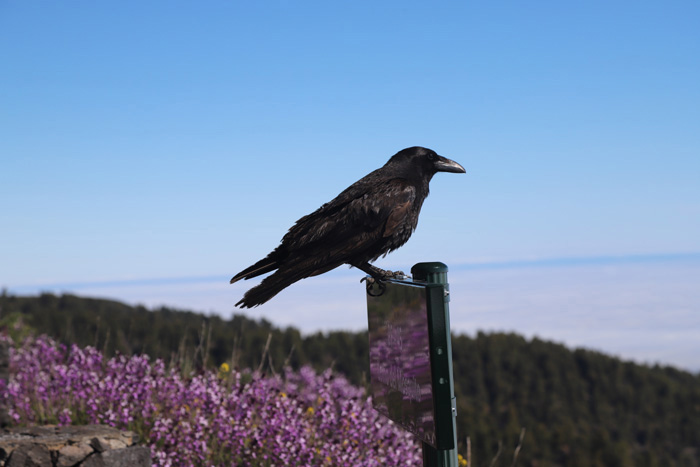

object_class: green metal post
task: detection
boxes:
[411,262,458,467]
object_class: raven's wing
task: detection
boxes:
[282,178,417,261]
[231,177,416,285]
[233,179,418,306]
[383,191,414,237]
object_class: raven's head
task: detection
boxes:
[388,146,465,180]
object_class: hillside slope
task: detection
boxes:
[1,292,698,466]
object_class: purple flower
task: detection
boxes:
[2,334,422,466]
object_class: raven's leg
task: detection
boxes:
[354,262,388,297]
[353,262,405,282]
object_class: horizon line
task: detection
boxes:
[5,251,700,293]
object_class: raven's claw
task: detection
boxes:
[363,278,386,297]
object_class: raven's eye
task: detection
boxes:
[427,153,435,160]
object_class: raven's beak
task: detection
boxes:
[434,155,466,174]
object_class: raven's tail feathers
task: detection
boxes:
[230,251,282,284]
[235,268,306,308]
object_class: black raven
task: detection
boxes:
[231,146,465,308]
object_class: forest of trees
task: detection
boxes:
[1,291,699,466]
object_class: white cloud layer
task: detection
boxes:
[8,259,700,372]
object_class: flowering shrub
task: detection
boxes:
[2,335,422,466]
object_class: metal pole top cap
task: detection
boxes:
[411,262,448,281]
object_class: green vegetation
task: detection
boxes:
[2,292,699,466]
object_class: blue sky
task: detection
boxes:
[2,2,699,370]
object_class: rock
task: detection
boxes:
[82,446,151,467]
[57,442,94,467]
[89,438,110,454]
[0,425,150,467]
[5,443,51,467]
